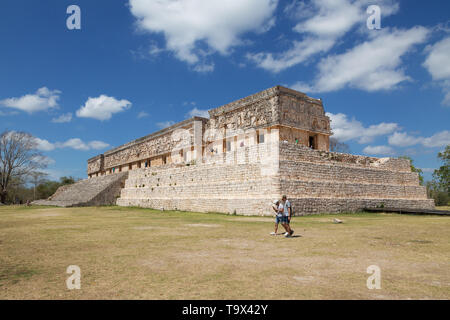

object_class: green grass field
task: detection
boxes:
[0,205,449,299]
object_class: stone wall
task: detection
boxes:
[116,142,281,215]
[87,154,104,175]
[115,142,434,215]
[103,118,205,171]
[87,118,207,176]
[208,86,280,131]
[282,180,427,199]
[279,126,329,151]
[278,143,434,214]
[278,87,330,135]
[279,143,411,172]
[288,198,435,215]
[279,160,420,185]
[117,165,280,215]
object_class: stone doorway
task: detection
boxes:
[309,136,316,149]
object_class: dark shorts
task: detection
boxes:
[276,216,289,224]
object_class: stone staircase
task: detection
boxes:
[33,172,128,207]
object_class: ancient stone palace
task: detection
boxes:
[35,86,435,214]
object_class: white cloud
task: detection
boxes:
[422,131,450,148]
[128,0,278,71]
[0,87,61,113]
[249,0,399,73]
[187,107,210,118]
[32,155,55,166]
[363,145,395,155]
[193,63,215,73]
[327,112,399,143]
[388,131,450,148]
[247,37,335,73]
[60,138,91,151]
[87,141,110,150]
[34,137,56,151]
[76,95,132,121]
[34,137,110,152]
[423,37,450,81]
[423,37,450,106]
[56,138,109,151]
[51,113,73,123]
[293,26,429,92]
[388,132,422,147]
[156,121,175,129]
[58,138,110,151]
[292,0,361,38]
[137,111,150,119]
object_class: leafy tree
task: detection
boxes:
[433,145,449,194]
[427,180,449,206]
[399,156,424,185]
[36,180,61,199]
[59,176,76,186]
[424,146,450,206]
[35,176,77,200]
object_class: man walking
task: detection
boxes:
[280,195,294,237]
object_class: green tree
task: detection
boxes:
[35,176,77,200]
[36,181,58,199]
[60,176,76,186]
[433,145,449,194]
[425,146,450,206]
[399,156,424,185]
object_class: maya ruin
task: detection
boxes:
[34,86,435,215]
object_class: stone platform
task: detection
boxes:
[115,144,434,215]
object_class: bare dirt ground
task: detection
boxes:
[0,205,449,300]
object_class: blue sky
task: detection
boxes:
[0,0,449,181]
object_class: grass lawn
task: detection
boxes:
[0,205,449,300]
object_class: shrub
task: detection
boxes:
[435,191,449,206]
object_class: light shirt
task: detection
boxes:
[274,204,282,217]
[279,200,291,217]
